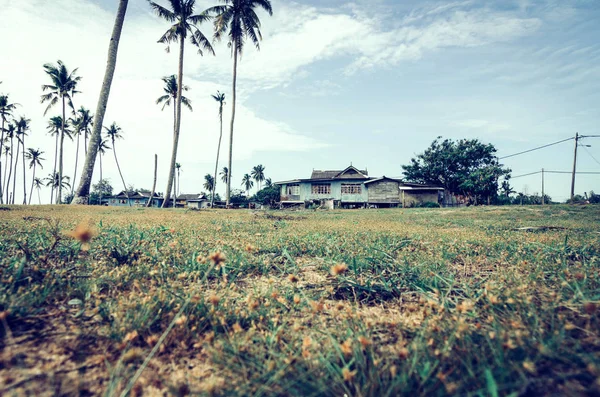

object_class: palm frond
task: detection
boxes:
[181,96,193,111]
[148,1,177,22]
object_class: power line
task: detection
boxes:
[511,170,600,179]
[498,137,574,160]
[582,146,600,167]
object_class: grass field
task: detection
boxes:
[0,205,599,396]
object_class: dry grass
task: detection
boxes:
[0,204,599,396]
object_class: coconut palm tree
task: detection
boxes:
[210,91,225,208]
[73,0,129,205]
[46,116,71,203]
[148,0,215,208]
[97,139,111,205]
[11,117,29,204]
[33,177,43,204]
[203,173,214,195]
[251,164,265,191]
[220,166,228,184]
[241,173,253,197]
[0,94,18,204]
[45,172,71,202]
[175,162,182,196]
[71,107,93,193]
[41,60,81,204]
[3,123,15,203]
[103,123,129,204]
[264,177,272,188]
[26,148,45,205]
[207,0,273,206]
[156,74,193,133]
[15,116,31,204]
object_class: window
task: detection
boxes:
[286,184,300,195]
[311,184,331,195]
[341,184,362,194]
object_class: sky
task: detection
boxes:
[0,0,599,204]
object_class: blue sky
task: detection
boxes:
[1,0,599,203]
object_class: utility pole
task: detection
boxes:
[541,168,545,205]
[570,132,579,202]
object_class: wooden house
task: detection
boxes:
[275,166,443,208]
[108,191,163,207]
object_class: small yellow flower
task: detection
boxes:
[209,251,226,266]
[342,367,356,382]
[67,221,95,250]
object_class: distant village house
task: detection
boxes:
[275,165,444,208]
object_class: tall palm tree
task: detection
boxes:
[241,173,253,197]
[0,94,18,204]
[220,166,228,184]
[148,0,214,208]
[71,107,93,193]
[97,139,111,205]
[156,74,192,133]
[264,177,272,188]
[46,116,71,203]
[45,172,71,202]
[15,116,31,204]
[251,164,265,191]
[73,0,129,205]
[33,177,43,204]
[210,91,225,208]
[103,122,129,204]
[203,173,214,195]
[3,123,15,203]
[207,0,273,206]
[175,162,182,197]
[26,148,45,205]
[41,60,81,204]
[11,117,29,204]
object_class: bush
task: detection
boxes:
[414,201,440,208]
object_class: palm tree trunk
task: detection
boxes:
[162,35,185,208]
[58,96,66,204]
[5,136,13,203]
[99,153,103,205]
[28,164,36,205]
[146,153,157,208]
[84,131,88,156]
[38,186,41,205]
[11,136,19,204]
[72,131,80,195]
[21,134,26,204]
[112,141,130,206]
[72,0,129,205]
[0,117,4,204]
[226,48,238,207]
[51,131,58,203]
[3,149,9,203]
[211,110,223,208]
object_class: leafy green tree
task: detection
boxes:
[104,122,129,204]
[402,137,511,205]
[253,184,279,206]
[26,148,45,205]
[41,60,81,204]
[148,0,214,208]
[210,91,225,208]
[73,0,129,205]
[90,178,113,205]
[0,94,18,204]
[251,164,265,191]
[241,173,253,196]
[207,0,273,206]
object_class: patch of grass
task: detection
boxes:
[0,205,599,395]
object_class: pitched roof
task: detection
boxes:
[310,165,368,180]
[364,176,403,185]
[114,191,161,199]
[176,193,206,201]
